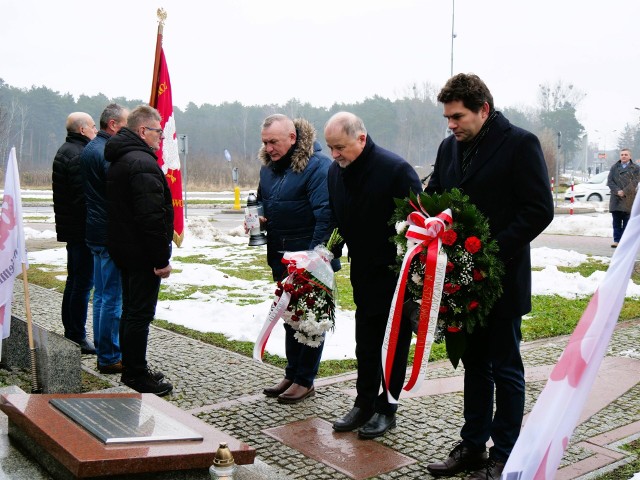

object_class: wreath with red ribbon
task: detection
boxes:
[390,188,505,366]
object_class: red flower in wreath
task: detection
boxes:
[442,229,458,246]
[464,236,482,254]
[472,269,484,281]
[439,305,448,313]
[468,300,480,311]
[446,261,454,273]
[444,283,461,294]
[447,326,462,333]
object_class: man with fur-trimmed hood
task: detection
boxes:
[256,114,337,404]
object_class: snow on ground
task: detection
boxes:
[24,212,639,360]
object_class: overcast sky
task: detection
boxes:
[2,0,638,150]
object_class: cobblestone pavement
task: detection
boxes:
[3,282,640,479]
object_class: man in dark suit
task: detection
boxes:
[425,74,554,480]
[325,112,422,440]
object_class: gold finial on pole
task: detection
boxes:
[157,8,167,25]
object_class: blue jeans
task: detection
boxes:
[460,316,524,462]
[283,323,324,388]
[62,242,93,343]
[611,210,630,243]
[88,243,122,367]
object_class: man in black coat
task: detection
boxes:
[425,74,554,480]
[325,112,422,440]
[105,105,174,396]
[52,112,97,353]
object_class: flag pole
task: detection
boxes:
[149,8,166,106]
[21,264,41,393]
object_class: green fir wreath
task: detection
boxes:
[390,188,505,363]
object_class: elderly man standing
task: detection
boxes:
[80,103,129,374]
[52,112,97,353]
[607,148,640,247]
[105,105,173,396]
[257,114,337,404]
[325,111,422,439]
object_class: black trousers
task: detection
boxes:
[120,268,161,375]
[354,309,412,416]
[461,316,525,462]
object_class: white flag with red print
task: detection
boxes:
[502,192,640,480]
[0,147,27,355]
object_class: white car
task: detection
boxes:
[564,172,611,202]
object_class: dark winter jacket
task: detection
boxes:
[607,160,640,213]
[427,112,554,318]
[80,130,110,245]
[257,118,334,280]
[327,135,422,315]
[104,127,173,271]
[52,132,90,243]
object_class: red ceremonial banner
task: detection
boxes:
[150,22,184,247]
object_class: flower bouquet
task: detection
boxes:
[253,229,342,360]
[384,189,504,384]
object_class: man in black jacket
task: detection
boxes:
[425,74,554,480]
[52,112,97,353]
[105,105,173,396]
[325,112,422,440]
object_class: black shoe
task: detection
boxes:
[357,413,396,439]
[466,458,505,480]
[427,441,488,476]
[147,368,165,382]
[332,406,374,432]
[78,338,96,355]
[121,370,173,396]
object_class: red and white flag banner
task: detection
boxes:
[382,208,451,404]
[0,147,27,358]
[502,193,640,480]
[150,26,184,247]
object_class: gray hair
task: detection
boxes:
[127,105,161,130]
[325,112,367,138]
[261,114,294,132]
[99,103,127,130]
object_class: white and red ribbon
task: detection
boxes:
[382,206,452,404]
[253,248,334,362]
[502,193,640,480]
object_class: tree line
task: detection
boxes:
[1,77,639,189]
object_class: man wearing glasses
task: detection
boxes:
[104,105,174,396]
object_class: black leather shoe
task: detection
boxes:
[332,407,374,432]
[427,441,488,476]
[263,378,293,397]
[357,413,396,439]
[466,458,505,480]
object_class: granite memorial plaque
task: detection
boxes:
[50,397,204,444]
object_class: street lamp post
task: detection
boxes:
[450,0,456,77]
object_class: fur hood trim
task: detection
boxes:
[258,118,316,173]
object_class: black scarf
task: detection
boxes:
[460,110,498,174]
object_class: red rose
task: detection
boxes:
[446,261,454,273]
[439,305,448,313]
[283,283,294,292]
[275,289,283,297]
[468,300,479,311]
[296,309,304,316]
[444,283,461,294]
[291,314,299,321]
[472,269,484,281]
[306,297,316,307]
[442,229,458,246]
[464,236,482,254]
[447,326,461,333]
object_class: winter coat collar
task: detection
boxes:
[258,118,317,173]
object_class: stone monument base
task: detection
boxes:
[0,392,255,479]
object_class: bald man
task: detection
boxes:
[325,112,422,439]
[52,112,97,353]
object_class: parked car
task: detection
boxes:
[564,172,611,202]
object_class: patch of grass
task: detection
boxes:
[186,199,234,205]
[335,261,356,310]
[556,257,608,277]
[18,264,66,293]
[23,215,50,221]
[594,438,640,479]
[524,295,640,340]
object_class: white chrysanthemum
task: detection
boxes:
[395,221,408,234]
[397,244,405,256]
[411,272,423,285]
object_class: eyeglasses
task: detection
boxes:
[144,126,163,134]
